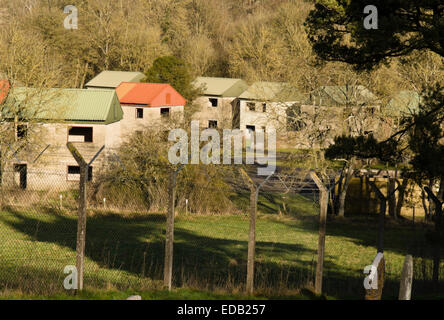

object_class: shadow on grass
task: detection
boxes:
[0,208,319,295]
[2,207,440,299]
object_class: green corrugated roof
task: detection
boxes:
[193,77,249,97]
[239,82,304,102]
[307,85,380,106]
[85,71,145,88]
[3,88,123,124]
[385,90,421,116]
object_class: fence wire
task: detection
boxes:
[0,166,442,299]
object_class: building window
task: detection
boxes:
[13,164,27,189]
[209,98,218,107]
[67,165,93,182]
[246,125,255,132]
[68,127,93,143]
[262,103,267,112]
[161,108,170,118]
[209,120,218,129]
[136,108,144,119]
[247,102,256,111]
[17,124,28,139]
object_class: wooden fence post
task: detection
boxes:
[399,255,413,300]
[163,162,187,291]
[310,171,328,295]
[67,143,87,290]
[365,253,385,300]
[67,143,104,291]
[164,170,177,291]
[246,183,258,295]
[423,186,442,288]
[240,168,273,295]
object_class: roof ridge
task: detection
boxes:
[196,76,242,80]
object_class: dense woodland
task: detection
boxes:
[0,0,442,105]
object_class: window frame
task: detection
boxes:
[247,102,256,112]
[67,165,93,182]
[67,126,94,143]
[208,120,218,129]
[16,124,28,139]
[160,108,170,118]
[209,98,218,107]
[136,108,144,119]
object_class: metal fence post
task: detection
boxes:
[310,171,328,295]
[399,255,413,300]
[67,142,104,291]
[164,170,177,290]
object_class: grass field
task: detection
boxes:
[0,192,442,300]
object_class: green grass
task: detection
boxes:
[0,287,329,300]
[230,191,318,217]
[0,196,442,300]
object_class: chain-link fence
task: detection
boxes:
[0,164,442,299]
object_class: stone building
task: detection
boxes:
[1,87,123,190]
[115,82,186,139]
[192,77,249,129]
[233,81,305,134]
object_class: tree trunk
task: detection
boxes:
[338,159,355,218]
[369,181,386,253]
[395,179,409,218]
[387,177,396,219]
[335,175,343,215]
[424,186,442,289]
[421,189,430,221]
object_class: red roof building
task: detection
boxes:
[0,80,10,104]
[115,82,186,134]
[116,82,186,107]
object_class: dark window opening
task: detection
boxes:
[209,98,218,107]
[247,102,256,111]
[68,166,80,175]
[262,103,267,112]
[246,125,255,132]
[67,165,93,181]
[161,108,170,118]
[209,120,218,129]
[136,108,144,119]
[13,164,27,189]
[17,124,28,139]
[68,127,93,142]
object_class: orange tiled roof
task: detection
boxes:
[116,82,186,107]
[0,80,10,104]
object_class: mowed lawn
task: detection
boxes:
[0,194,440,300]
